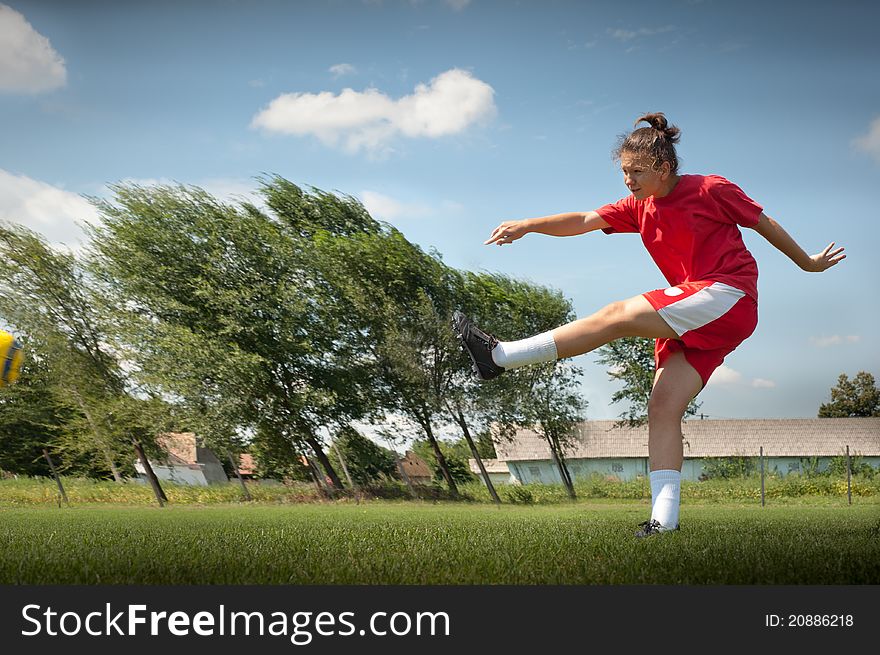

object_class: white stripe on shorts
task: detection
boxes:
[657,282,746,337]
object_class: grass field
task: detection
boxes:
[1,500,878,585]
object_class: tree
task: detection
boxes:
[818,372,880,417]
[441,271,577,503]
[327,425,398,486]
[455,271,585,499]
[87,180,380,490]
[411,439,476,485]
[510,361,587,499]
[595,336,700,427]
[0,349,71,476]
[0,223,165,491]
[313,226,464,495]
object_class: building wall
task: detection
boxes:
[199,461,230,484]
[485,472,515,485]
[134,461,229,486]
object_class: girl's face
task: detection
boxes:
[620,153,674,200]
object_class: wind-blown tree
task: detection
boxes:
[87,179,381,490]
[595,336,700,427]
[451,271,583,499]
[0,223,162,486]
[0,347,73,476]
[327,425,398,487]
[312,226,463,495]
[818,371,880,418]
[512,361,587,499]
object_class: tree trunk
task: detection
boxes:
[42,449,69,507]
[104,451,124,483]
[227,452,252,501]
[331,439,359,499]
[305,434,345,491]
[132,439,167,506]
[303,454,329,498]
[422,421,458,497]
[453,408,500,505]
[545,434,576,500]
[557,448,576,499]
[71,389,122,482]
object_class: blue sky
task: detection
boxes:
[1,0,878,423]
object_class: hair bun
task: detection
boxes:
[636,112,680,143]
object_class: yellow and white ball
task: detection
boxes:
[1,330,23,387]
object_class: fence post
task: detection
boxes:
[846,445,852,506]
[759,446,765,507]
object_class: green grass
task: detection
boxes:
[1,501,878,584]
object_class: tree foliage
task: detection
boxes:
[818,371,880,418]
[328,425,398,486]
[0,222,152,480]
[0,178,592,496]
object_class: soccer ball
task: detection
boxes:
[0,330,23,387]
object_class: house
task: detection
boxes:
[134,432,229,486]
[398,451,433,484]
[496,418,880,483]
[467,458,515,485]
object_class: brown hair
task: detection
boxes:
[614,112,681,174]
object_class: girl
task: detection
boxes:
[453,113,845,537]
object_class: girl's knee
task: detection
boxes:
[647,392,688,424]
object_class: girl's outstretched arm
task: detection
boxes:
[485,211,610,246]
[751,213,846,272]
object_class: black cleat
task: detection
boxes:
[452,311,505,381]
[634,519,680,538]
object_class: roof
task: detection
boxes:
[468,458,510,474]
[157,432,198,465]
[155,433,223,467]
[400,451,432,478]
[496,418,880,460]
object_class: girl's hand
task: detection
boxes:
[806,242,846,272]
[484,220,529,246]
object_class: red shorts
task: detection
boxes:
[643,281,758,387]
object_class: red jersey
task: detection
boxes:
[596,174,763,299]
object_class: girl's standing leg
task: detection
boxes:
[644,350,703,531]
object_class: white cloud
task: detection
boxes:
[360,191,430,222]
[608,25,676,42]
[751,378,776,389]
[445,0,471,10]
[359,191,463,223]
[809,334,861,348]
[706,364,742,387]
[329,63,356,78]
[0,4,66,94]
[0,169,98,246]
[853,116,880,162]
[250,68,496,155]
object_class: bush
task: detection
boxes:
[828,454,877,479]
[700,457,756,480]
[503,486,534,504]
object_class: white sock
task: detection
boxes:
[649,469,681,530]
[491,331,558,369]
